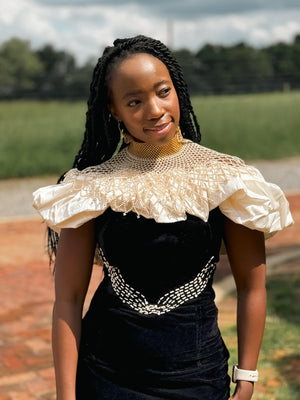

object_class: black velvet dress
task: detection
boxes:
[32,139,293,399]
[76,207,231,399]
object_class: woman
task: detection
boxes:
[33,35,293,400]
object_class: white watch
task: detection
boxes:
[232,365,258,383]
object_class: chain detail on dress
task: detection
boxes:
[98,247,216,316]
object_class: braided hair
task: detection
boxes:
[47,34,201,263]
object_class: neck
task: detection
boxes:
[128,131,184,158]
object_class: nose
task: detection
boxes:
[146,98,164,119]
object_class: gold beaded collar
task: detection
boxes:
[128,130,184,159]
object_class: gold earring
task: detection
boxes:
[118,121,133,144]
[176,126,184,142]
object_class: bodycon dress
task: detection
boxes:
[32,136,294,400]
[76,208,230,399]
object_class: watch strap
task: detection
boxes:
[232,365,258,383]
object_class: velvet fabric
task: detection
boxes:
[76,209,230,399]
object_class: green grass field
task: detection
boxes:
[194,91,300,159]
[0,101,85,179]
[0,91,300,179]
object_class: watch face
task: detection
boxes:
[232,365,238,382]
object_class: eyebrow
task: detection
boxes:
[122,80,171,100]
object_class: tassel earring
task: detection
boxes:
[118,121,133,144]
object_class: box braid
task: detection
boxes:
[47,35,201,264]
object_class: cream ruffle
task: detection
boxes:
[32,141,293,237]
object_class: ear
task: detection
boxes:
[108,103,120,121]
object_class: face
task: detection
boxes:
[108,53,180,146]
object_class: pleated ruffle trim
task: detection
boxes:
[32,140,294,237]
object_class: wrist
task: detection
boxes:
[232,380,254,400]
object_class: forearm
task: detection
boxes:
[52,300,83,400]
[236,286,266,370]
[224,219,266,399]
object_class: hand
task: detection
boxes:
[228,380,254,400]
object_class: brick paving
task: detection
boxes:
[0,219,103,400]
[0,194,299,399]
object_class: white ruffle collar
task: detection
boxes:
[33,140,294,237]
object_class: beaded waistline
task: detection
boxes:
[98,248,216,316]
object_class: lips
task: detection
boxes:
[144,121,172,135]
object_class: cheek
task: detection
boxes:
[124,110,143,125]
[172,96,180,120]
[122,112,144,134]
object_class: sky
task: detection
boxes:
[1,0,300,65]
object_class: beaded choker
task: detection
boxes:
[128,130,183,158]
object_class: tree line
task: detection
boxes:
[0,35,300,99]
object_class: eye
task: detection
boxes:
[159,86,171,98]
[127,99,141,107]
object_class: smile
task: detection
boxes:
[144,122,172,135]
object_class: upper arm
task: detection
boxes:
[223,217,266,292]
[54,220,96,306]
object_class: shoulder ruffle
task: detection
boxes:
[32,141,293,237]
